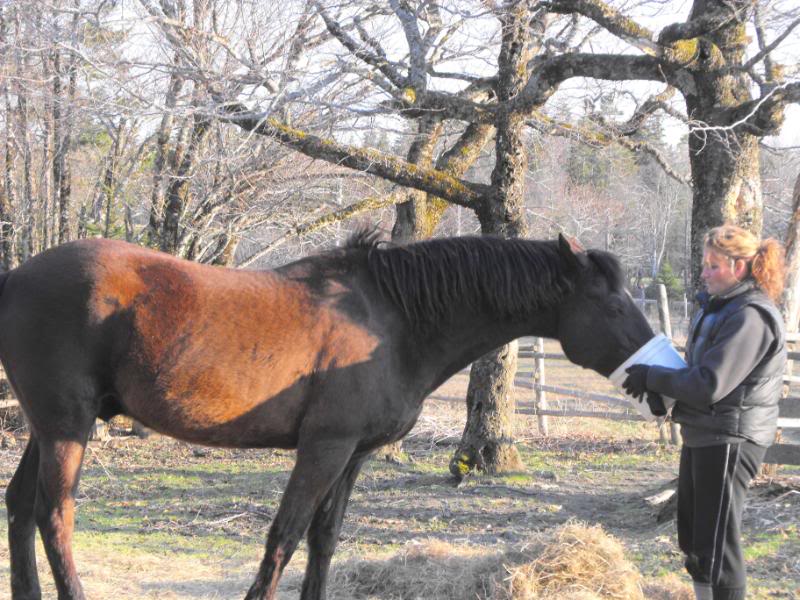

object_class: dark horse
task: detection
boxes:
[1,232,653,600]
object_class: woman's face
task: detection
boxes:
[701,247,743,296]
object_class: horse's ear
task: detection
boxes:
[558,233,589,270]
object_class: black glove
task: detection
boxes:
[622,364,650,399]
[645,392,667,417]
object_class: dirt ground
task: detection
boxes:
[0,364,798,599]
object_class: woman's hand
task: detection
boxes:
[622,364,650,399]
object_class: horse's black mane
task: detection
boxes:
[345,227,384,250]
[342,231,627,328]
[350,233,575,328]
[338,228,629,329]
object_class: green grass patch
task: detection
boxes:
[744,526,797,561]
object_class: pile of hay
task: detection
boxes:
[498,522,643,599]
[329,521,645,599]
[330,537,498,599]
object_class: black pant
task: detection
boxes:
[678,442,765,600]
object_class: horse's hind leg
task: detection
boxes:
[35,434,91,600]
[244,438,358,600]
[300,455,366,600]
[6,436,42,600]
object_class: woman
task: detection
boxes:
[623,224,787,600]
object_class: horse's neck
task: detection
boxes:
[421,307,560,388]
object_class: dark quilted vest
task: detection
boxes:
[673,288,786,447]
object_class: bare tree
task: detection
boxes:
[543,0,800,290]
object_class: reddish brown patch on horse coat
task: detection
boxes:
[80,241,380,447]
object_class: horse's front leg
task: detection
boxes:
[6,437,42,600]
[300,455,367,600]
[244,438,358,600]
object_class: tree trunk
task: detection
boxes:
[13,8,34,262]
[39,25,53,251]
[450,3,535,478]
[687,130,761,294]
[159,110,211,254]
[98,119,127,238]
[51,49,64,242]
[1,6,17,270]
[210,231,239,267]
[391,115,443,243]
[451,341,523,476]
[379,116,443,463]
[382,120,494,464]
[148,60,184,248]
[684,2,763,294]
[781,171,800,332]
[51,45,76,244]
[17,94,34,262]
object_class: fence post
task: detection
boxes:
[657,284,682,446]
[533,337,549,436]
[683,293,688,320]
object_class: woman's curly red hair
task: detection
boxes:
[705,224,786,303]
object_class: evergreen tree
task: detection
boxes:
[654,260,684,300]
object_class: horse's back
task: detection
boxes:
[0,238,216,350]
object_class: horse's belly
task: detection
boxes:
[116,370,309,448]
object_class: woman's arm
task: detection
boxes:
[646,306,775,409]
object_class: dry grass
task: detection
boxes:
[499,522,643,600]
[329,538,494,599]
[328,521,646,599]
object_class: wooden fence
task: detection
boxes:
[511,284,800,466]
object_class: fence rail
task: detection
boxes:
[516,345,800,427]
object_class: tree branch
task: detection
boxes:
[238,190,408,268]
[615,137,691,187]
[751,3,775,83]
[313,0,407,89]
[657,6,742,45]
[513,53,669,112]
[385,88,497,123]
[314,1,493,123]
[388,0,426,90]
[616,87,677,135]
[717,81,800,135]
[526,111,691,187]
[212,104,490,208]
[544,0,658,56]
[742,15,800,75]
[436,122,494,174]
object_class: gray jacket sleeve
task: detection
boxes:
[645,306,775,409]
